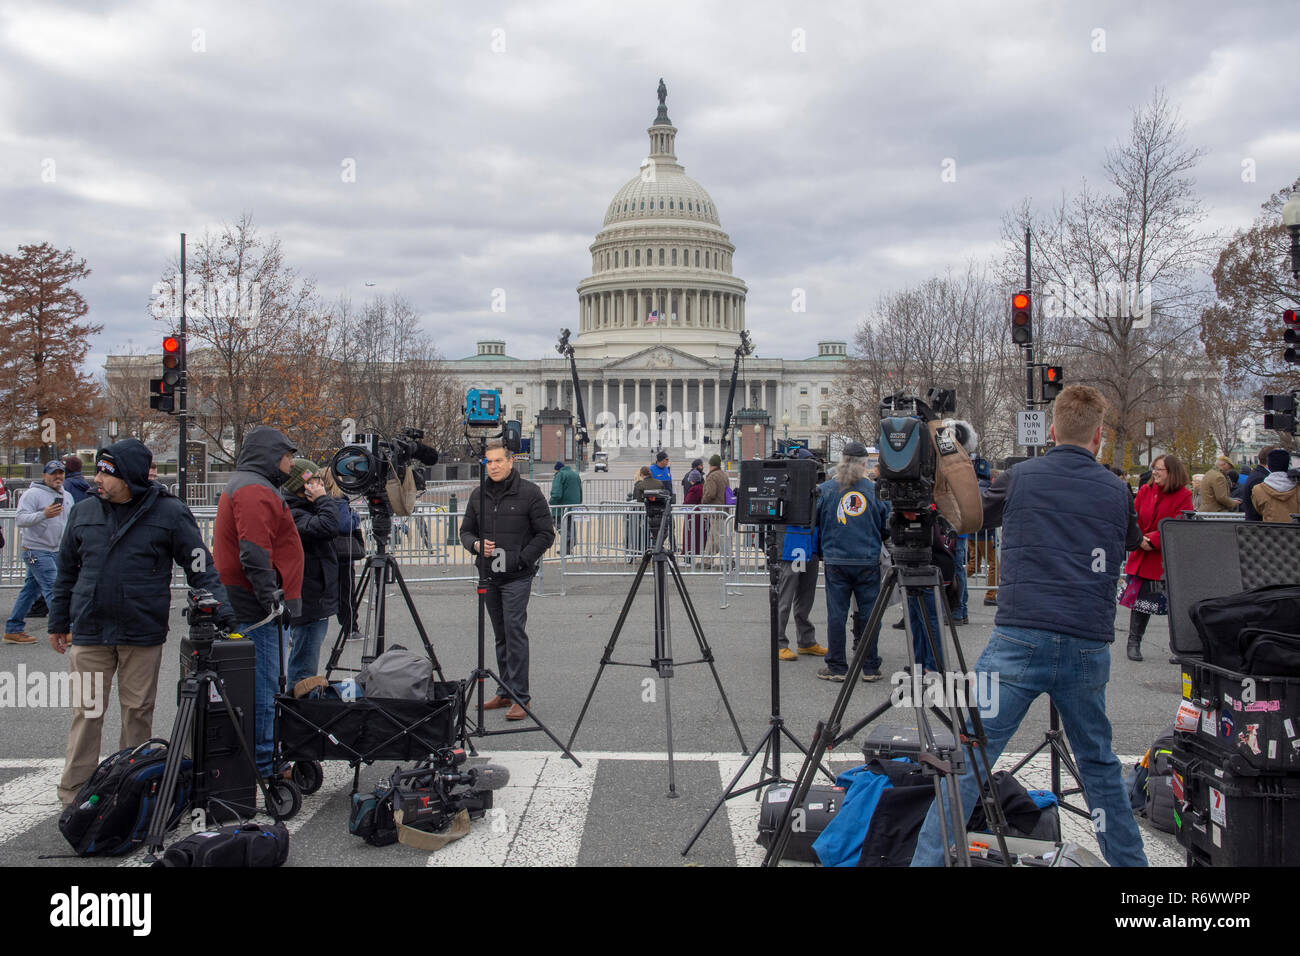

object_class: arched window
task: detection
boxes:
[682,248,688,264]
[671,249,677,266]
[713,251,718,269]
[658,248,665,265]
[669,199,674,210]
[659,199,664,210]
[623,250,628,267]
[635,249,640,266]
[646,247,652,263]
[640,200,644,210]
[694,249,700,267]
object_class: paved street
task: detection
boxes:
[0,568,1185,867]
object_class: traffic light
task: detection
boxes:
[1041,365,1064,401]
[1284,309,1300,365]
[1011,290,1032,345]
[1264,392,1297,434]
[149,335,182,414]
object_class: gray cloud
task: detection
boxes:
[0,0,1295,371]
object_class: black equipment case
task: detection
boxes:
[1169,743,1300,866]
[756,784,845,862]
[1161,519,1300,865]
[180,636,257,821]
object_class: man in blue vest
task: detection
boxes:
[910,385,1147,866]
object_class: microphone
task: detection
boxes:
[471,763,510,790]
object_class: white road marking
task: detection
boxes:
[0,751,1185,866]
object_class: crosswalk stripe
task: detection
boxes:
[0,751,1183,865]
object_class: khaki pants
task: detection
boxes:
[58,643,165,806]
[972,538,998,599]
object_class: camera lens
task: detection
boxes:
[331,446,376,494]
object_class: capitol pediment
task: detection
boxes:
[602,346,715,371]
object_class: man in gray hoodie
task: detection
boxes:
[4,461,74,644]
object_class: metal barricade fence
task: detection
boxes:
[554,504,734,596]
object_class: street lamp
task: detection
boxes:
[754,422,764,459]
[108,419,119,440]
[1283,190,1300,283]
[556,429,563,464]
[523,422,534,480]
[781,411,790,451]
[1145,420,1155,466]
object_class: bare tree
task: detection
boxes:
[832,263,1023,461]
[153,215,327,464]
[1003,89,1216,462]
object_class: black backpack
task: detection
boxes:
[154,823,290,867]
[58,739,192,856]
[1129,725,1178,834]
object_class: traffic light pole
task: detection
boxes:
[1024,227,1037,458]
[178,233,188,504]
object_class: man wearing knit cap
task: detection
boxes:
[61,455,94,503]
[48,438,234,805]
[1251,448,1300,523]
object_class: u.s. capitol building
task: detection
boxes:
[447,82,849,466]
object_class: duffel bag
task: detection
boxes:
[155,822,289,867]
[1242,628,1300,676]
[1189,584,1300,670]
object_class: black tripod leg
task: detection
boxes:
[763,567,899,866]
[146,683,199,854]
[664,555,748,754]
[387,558,445,681]
[565,550,654,753]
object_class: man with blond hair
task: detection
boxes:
[1199,456,1239,513]
[911,385,1147,867]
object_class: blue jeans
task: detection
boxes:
[906,590,945,672]
[953,537,968,618]
[910,626,1148,867]
[287,619,329,689]
[5,549,59,633]
[824,564,882,676]
[240,619,286,776]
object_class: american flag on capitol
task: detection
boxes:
[646,311,659,324]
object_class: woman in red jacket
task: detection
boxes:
[1121,454,1193,662]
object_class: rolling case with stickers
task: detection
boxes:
[1169,745,1300,867]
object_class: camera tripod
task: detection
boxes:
[145,616,298,858]
[324,527,446,680]
[458,434,580,766]
[682,529,835,854]
[761,556,1010,867]
[567,493,747,796]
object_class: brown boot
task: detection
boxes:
[506,702,527,721]
[483,695,511,710]
[3,632,36,644]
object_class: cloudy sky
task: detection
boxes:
[2,0,1297,372]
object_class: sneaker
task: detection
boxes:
[983,595,998,606]
[891,619,906,630]
[816,667,846,682]
[797,643,827,657]
[346,631,365,642]
[2,632,36,645]
[778,647,798,661]
[861,671,883,682]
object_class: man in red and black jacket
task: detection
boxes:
[213,426,304,779]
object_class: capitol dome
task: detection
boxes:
[573,81,748,361]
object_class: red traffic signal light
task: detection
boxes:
[162,335,182,386]
[1011,291,1032,345]
[1285,309,1300,365]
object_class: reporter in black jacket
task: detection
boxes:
[48,438,234,806]
[282,460,340,689]
[459,440,555,720]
